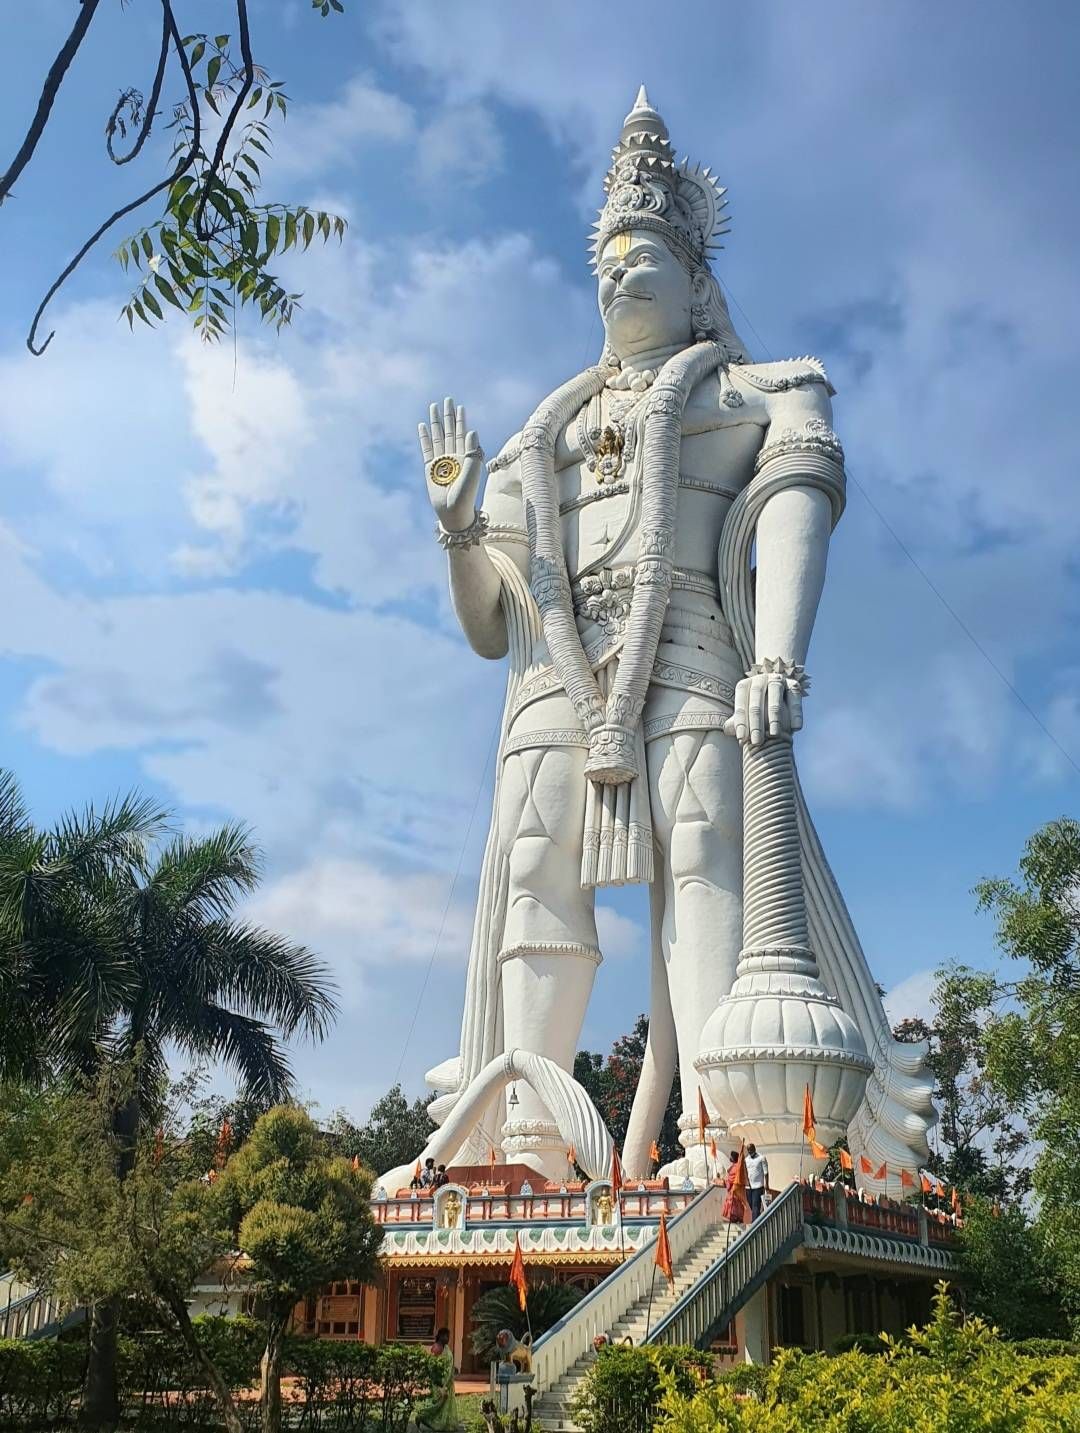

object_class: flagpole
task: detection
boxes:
[645,1265,656,1341]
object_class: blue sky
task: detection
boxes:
[3,1,1079,1122]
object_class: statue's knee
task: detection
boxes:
[669,822,737,886]
[508,834,574,905]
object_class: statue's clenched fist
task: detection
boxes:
[724,661,808,747]
[418,397,485,533]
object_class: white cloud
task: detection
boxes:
[883,967,937,1030]
[414,104,504,191]
[248,855,474,1009]
[272,75,415,177]
[595,903,647,961]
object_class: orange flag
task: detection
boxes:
[920,1173,933,1195]
[649,1140,662,1167]
[508,1234,528,1311]
[654,1213,674,1289]
[858,1155,874,1176]
[697,1089,709,1147]
[900,1169,916,1190]
[610,1145,624,1199]
[709,1135,718,1161]
[935,1181,946,1200]
[809,1138,829,1161]
[214,1118,233,1168]
[802,1084,817,1143]
[951,1186,960,1212]
[839,1148,854,1173]
[413,1159,422,1181]
[873,1162,888,1182]
[566,1143,577,1168]
[490,1145,498,1175]
[351,1154,360,1172]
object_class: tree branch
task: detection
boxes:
[105,2,171,166]
[0,0,103,207]
[193,0,254,242]
[27,1,200,356]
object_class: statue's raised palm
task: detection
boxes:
[418,396,484,532]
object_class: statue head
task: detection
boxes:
[591,87,749,365]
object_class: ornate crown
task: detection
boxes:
[590,85,729,273]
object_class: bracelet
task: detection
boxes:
[747,658,810,695]
[436,509,489,551]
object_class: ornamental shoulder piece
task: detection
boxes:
[729,355,835,398]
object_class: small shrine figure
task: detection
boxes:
[441,1191,463,1230]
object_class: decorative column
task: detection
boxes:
[695,732,873,1187]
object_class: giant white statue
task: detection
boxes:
[382,88,934,1193]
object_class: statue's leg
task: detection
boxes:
[497,742,599,1176]
[647,728,743,1163]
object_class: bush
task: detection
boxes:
[571,1343,711,1433]
[471,1282,583,1363]
[117,1315,263,1430]
[658,1284,1080,1432]
[1011,1337,1080,1358]
[828,1331,888,1356]
[713,1363,767,1400]
[283,1339,436,1433]
[0,1339,83,1429]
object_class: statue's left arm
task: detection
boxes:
[726,368,843,746]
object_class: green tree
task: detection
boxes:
[470,1283,584,1364]
[323,1083,437,1176]
[0,1071,246,1433]
[576,1015,682,1164]
[892,964,1029,1201]
[216,1105,383,1433]
[3,1,348,353]
[0,771,337,1426]
[954,1198,1068,1340]
[977,817,1080,1333]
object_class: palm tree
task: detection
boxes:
[470,1282,585,1363]
[0,771,338,1426]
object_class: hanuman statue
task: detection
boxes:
[383,89,934,1193]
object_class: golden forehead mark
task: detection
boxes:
[612,232,632,258]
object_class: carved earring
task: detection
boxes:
[691,301,709,343]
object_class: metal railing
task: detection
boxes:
[0,1284,66,1340]
[647,1182,804,1349]
[531,1183,724,1393]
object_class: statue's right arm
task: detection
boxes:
[419,398,525,661]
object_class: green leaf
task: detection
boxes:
[133,298,152,328]
[181,250,212,279]
[283,213,297,252]
[207,55,222,89]
[265,214,281,253]
[154,274,184,310]
[142,232,155,259]
[206,189,234,225]
[189,40,206,68]
[204,87,221,116]
[142,288,164,321]
[130,240,142,268]
[302,212,315,249]
[264,93,274,119]
[247,87,263,110]
[318,213,331,240]
[214,34,230,48]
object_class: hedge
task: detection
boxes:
[2,1318,438,1430]
[571,1343,712,1433]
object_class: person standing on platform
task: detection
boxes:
[745,1144,769,1220]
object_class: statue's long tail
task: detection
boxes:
[379,1051,613,1194]
[718,454,937,1184]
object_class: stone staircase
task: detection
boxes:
[532,1220,745,1431]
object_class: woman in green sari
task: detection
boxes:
[415,1327,459,1431]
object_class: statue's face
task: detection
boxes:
[597,230,693,355]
